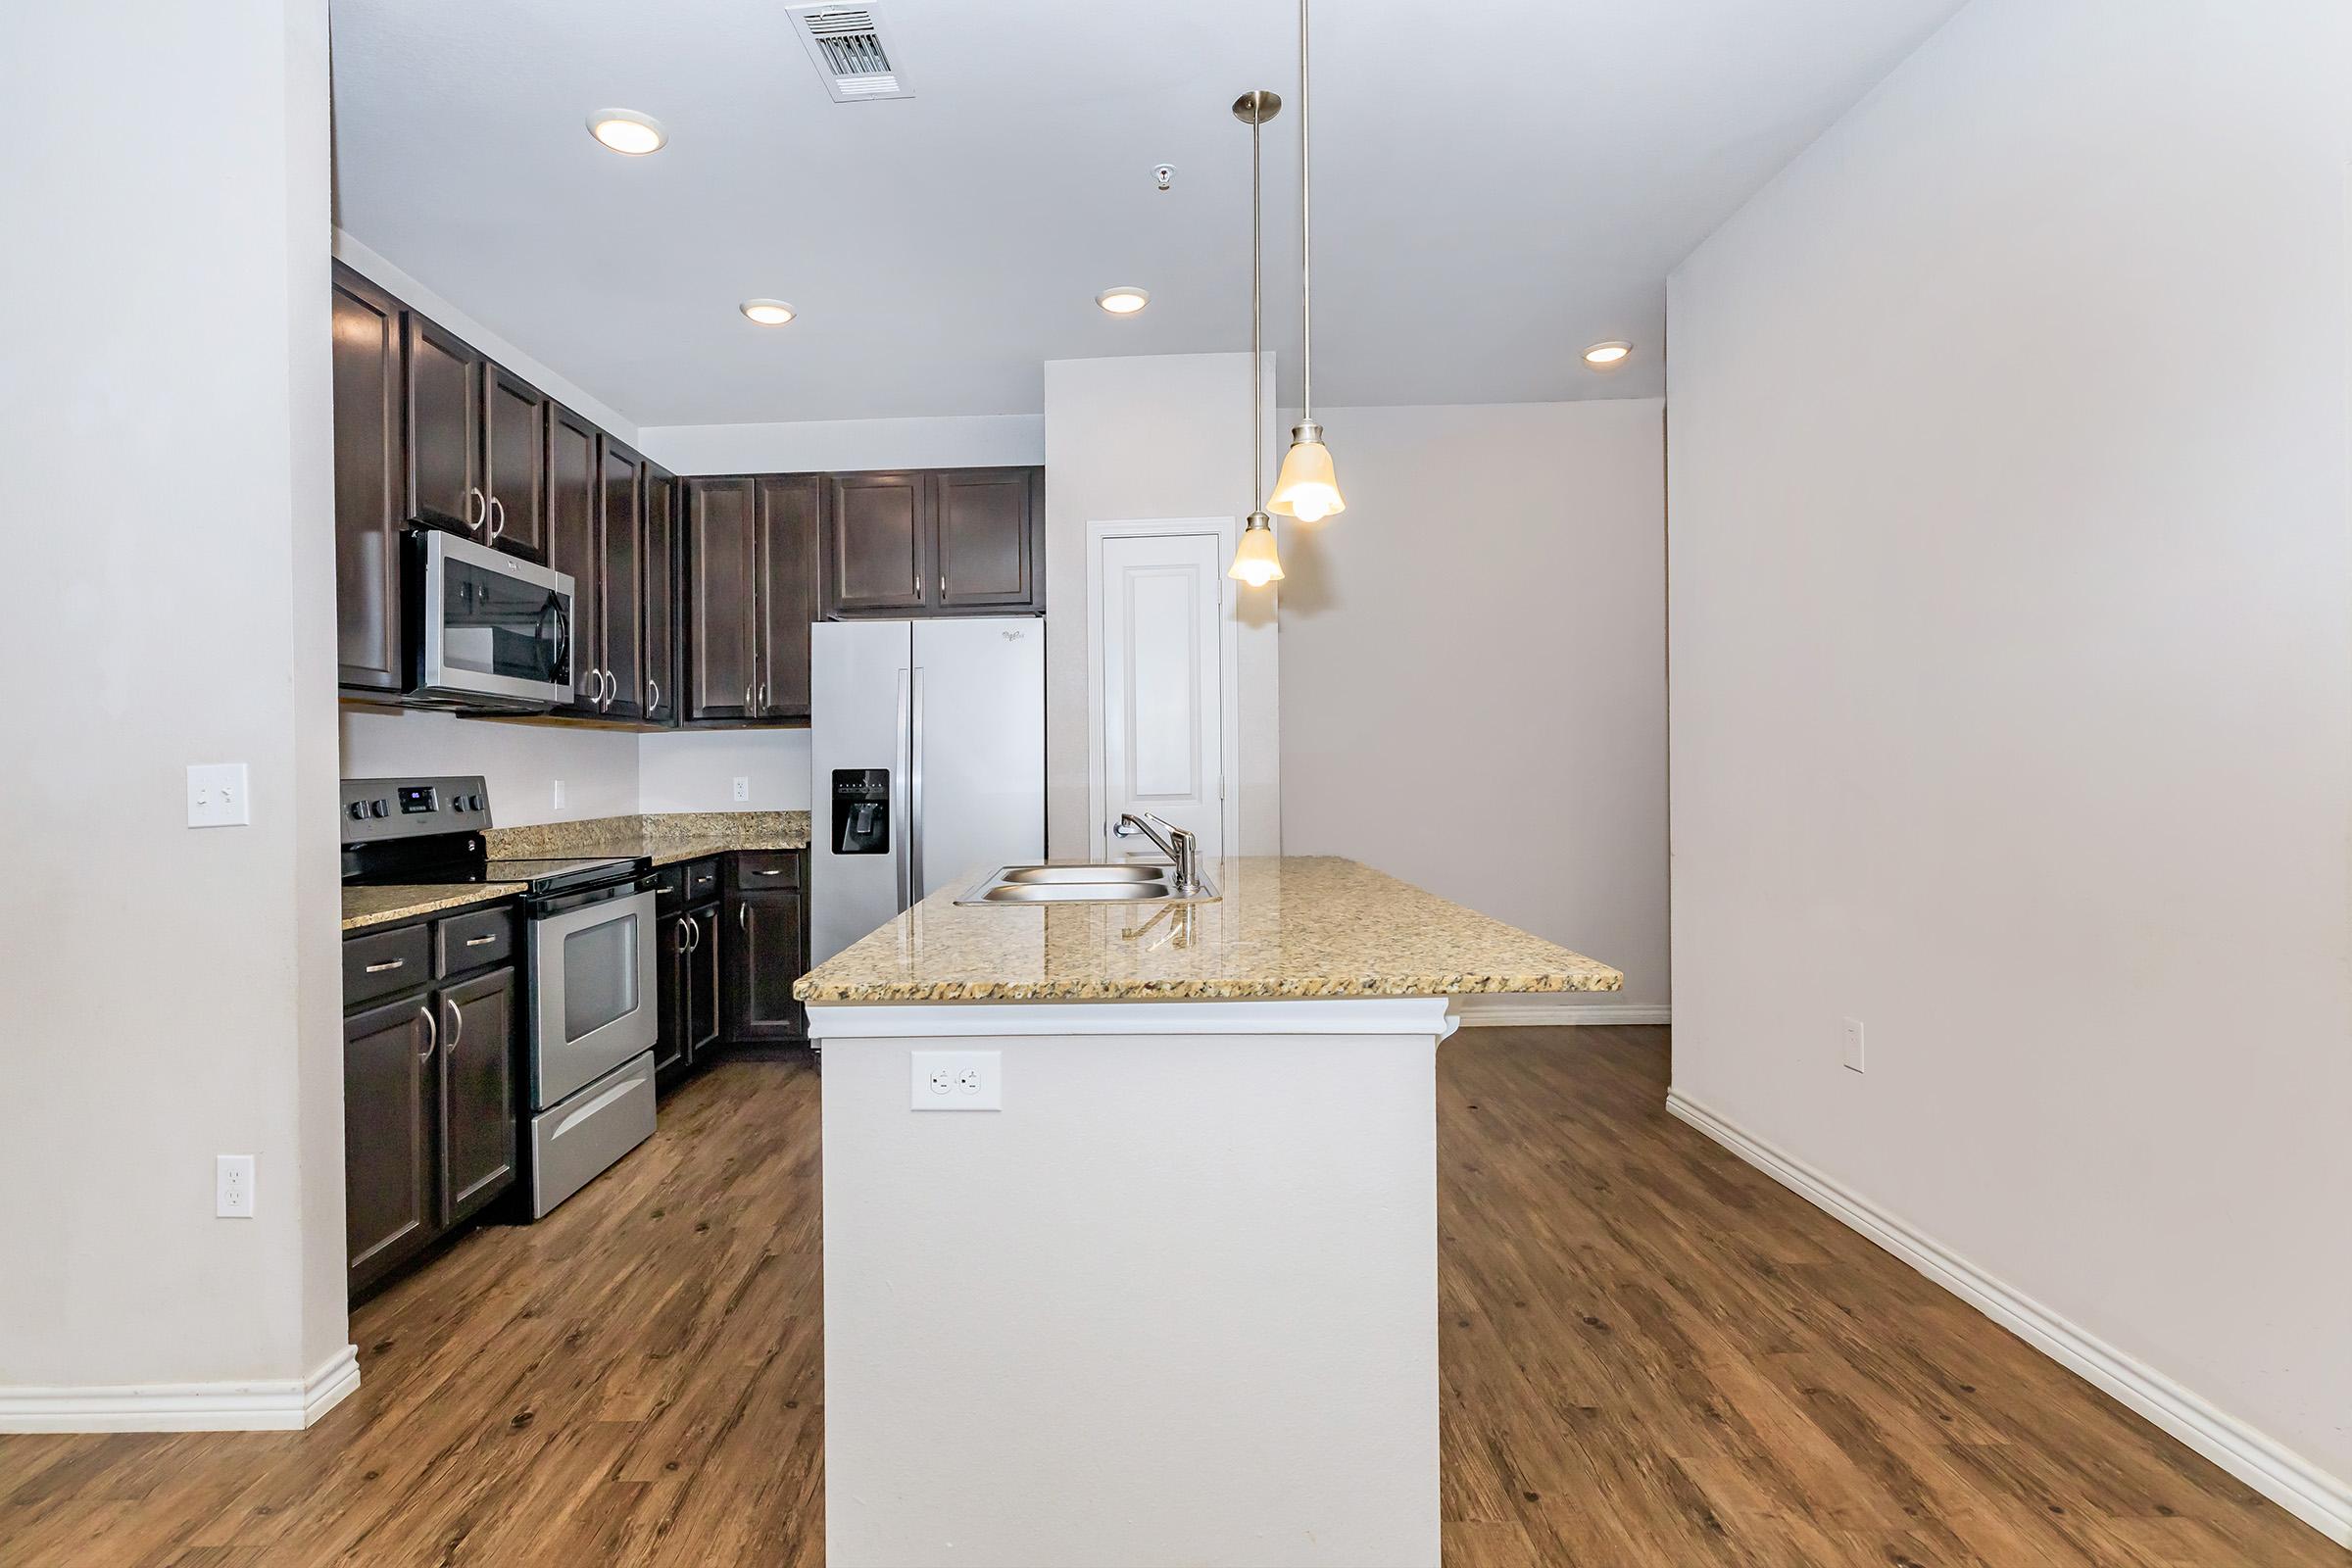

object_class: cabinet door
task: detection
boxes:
[345,993,437,1294]
[330,265,405,693]
[755,474,820,717]
[546,405,602,716]
[932,467,1041,612]
[438,968,517,1227]
[403,314,485,533]
[641,464,677,724]
[824,471,927,615]
[654,909,690,1080]
[684,477,758,721]
[482,365,549,562]
[724,890,806,1043]
[687,905,723,1059]
[598,437,646,722]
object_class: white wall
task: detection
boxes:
[639,729,814,812]
[338,709,640,827]
[0,0,350,1410]
[639,415,1043,475]
[1667,0,2352,1539]
[1042,354,1281,858]
[1279,402,1667,1008]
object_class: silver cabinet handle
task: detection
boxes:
[912,562,921,598]
[738,903,748,934]
[417,1004,436,1061]
[908,665,925,899]
[754,867,783,877]
[364,957,406,974]
[760,680,769,709]
[487,495,506,545]
[939,573,946,600]
[463,934,495,948]
[601,669,614,711]
[647,677,660,712]
[443,996,463,1052]
[676,921,693,955]
[744,684,753,708]
[464,486,486,533]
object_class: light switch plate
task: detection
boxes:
[186,763,250,828]
[910,1050,1002,1111]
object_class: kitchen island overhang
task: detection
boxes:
[798,858,1622,1568]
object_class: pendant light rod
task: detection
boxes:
[1229,89,1287,589]
[1298,0,1312,421]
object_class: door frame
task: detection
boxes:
[1084,516,1245,861]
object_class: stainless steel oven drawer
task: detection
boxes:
[528,1051,656,1218]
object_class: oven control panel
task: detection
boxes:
[339,775,491,844]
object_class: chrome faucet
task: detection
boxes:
[1119,812,1202,896]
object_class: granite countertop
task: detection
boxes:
[793,856,1625,1004]
[340,810,810,932]
[340,882,527,932]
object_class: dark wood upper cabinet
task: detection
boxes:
[546,405,602,717]
[345,993,435,1294]
[437,967,516,1227]
[822,466,1042,618]
[825,471,927,614]
[933,467,1042,612]
[330,264,405,694]
[684,477,758,722]
[481,366,549,562]
[642,464,677,724]
[403,314,485,535]
[598,437,646,723]
[755,475,821,718]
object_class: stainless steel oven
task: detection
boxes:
[516,869,660,1216]
[413,529,574,711]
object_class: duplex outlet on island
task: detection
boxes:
[910,1050,1002,1111]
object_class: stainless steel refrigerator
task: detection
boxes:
[810,617,1046,964]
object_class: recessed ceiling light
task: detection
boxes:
[740,299,797,326]
[1096,286,1151,316]
[1584,340,1633,368]
[586,109,666,156]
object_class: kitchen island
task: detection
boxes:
[796,856,1622,1568]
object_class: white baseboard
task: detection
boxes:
[1449,997,1671,1027]
[0,1343,360,1434]
[1664,1091,2352,1549]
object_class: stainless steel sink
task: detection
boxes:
[956,863,1218,906]
[1000,864,1167,884]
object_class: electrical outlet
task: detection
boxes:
[1841,1017,1866,1073]
[551,779,566,809]
[186,763,250,828]
[732,776,751,803]
[216,1154,255,1217]
[910,1050,1002,1111]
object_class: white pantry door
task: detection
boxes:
[1098,532,1225,863]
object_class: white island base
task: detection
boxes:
[811,996,1456,1568]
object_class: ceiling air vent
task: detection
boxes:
[787,5,913,102]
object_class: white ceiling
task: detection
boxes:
[329,0,1962,426]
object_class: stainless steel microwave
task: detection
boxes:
[411,529,574,711]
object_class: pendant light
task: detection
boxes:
[1229,88,1286,588]
[1267,0,1345,524]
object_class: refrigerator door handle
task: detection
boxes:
[895,666,913,912]
[909,666,926,902]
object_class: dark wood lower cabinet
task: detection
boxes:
[344,993,436,1295]
[686,904,722,1057]
[725,889,808,1044]
[655,896,727,1085]
[343,907,520,1300]
[437,966,517,1227]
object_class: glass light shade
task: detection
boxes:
[1228,519,1285,586]
[1269,435,1346,522]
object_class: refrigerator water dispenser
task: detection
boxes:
[833,768,892,854]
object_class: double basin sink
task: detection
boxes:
[956,863,1217,906]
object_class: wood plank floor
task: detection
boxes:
[0,1027,2336,1567]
